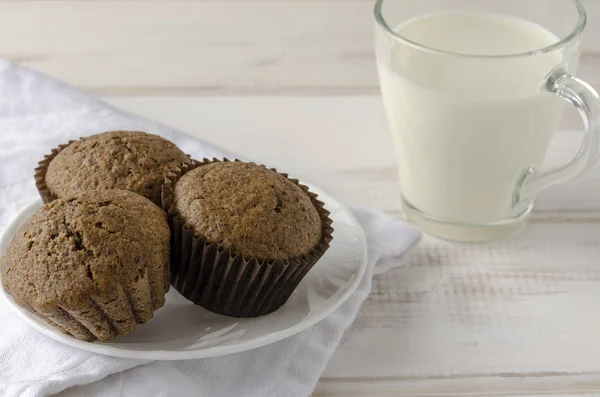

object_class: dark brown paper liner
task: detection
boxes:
[34,140,76,204]
[162,158,334,318]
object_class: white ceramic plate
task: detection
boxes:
[0,185,367,360]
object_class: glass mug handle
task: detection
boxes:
[513,69,600,209]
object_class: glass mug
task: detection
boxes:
[374,0,600,241]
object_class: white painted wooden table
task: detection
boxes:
[2,1,600,396]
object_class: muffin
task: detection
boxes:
[35,130,190,206]
[0,190,170,342]
[162,159,333,318]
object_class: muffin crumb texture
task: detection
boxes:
[45,130,189,204]
[0,190,170,341]
[173,162,322,260]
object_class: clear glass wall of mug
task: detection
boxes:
[375,0,600,242]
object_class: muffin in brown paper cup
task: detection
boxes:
[0,189,171,342]
[34,131,191,206]
[162,158,334,318]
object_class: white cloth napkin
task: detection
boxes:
[0,60,421,397]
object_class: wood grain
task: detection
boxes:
[0,0,598,96]
[315,220,600,396]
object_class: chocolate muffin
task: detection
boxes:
[36,130,190,205]
[162,159,333,318]
[0,190,170,342]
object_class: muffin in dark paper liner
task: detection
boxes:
[34,131,190,206]
[0,190,171,342]
[162,158,334,318]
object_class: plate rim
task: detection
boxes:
[0,185,368,360]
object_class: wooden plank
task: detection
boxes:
[0,1,375,94]
[0,1,598,96]
[104,95,600,212]
[315,374,600,396]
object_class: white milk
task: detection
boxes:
[378,12,566,234]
